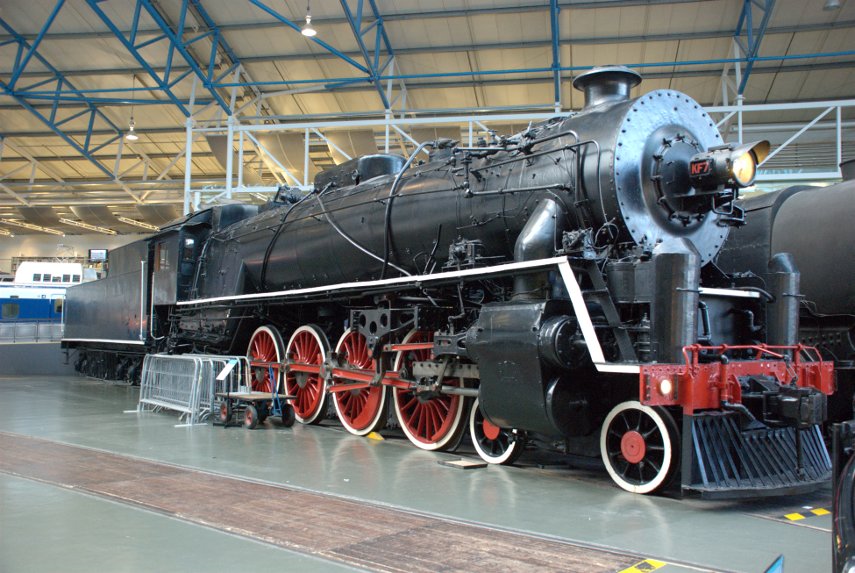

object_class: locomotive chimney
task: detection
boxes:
[572,66,642,109]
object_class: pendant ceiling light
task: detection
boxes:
[125,118,139,142]
[301,1,317,37]
[126,76,140,141]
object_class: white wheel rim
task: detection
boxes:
[331,329,387,436]
[285,325,329,424]
[392,330,465,451]
[469,398,521,464]
[600,401,674,494]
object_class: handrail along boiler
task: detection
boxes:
[63,67,834,496]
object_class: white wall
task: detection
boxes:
[0,234,147,273]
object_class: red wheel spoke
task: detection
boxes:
[283,326,329,423]
[248,327,282,393]
[331,330,385,435]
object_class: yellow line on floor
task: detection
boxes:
[618,558,667,573]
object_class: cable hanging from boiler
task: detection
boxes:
[260,188,316,289]
[314,189,411,277]
[380,140,433,279]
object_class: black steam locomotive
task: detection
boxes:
[63,67,834,497]
[719,175,855,424]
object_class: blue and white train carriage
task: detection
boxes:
[0,262,95,323]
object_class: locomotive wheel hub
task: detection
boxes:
[415,389,441,403]
[293,372,309,389]
[481,417,502,441]
[620,430,647,464]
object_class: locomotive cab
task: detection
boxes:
[153,204,260,305]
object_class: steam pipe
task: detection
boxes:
[766,253,800,349]
[512,198,568,299]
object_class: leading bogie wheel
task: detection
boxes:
[247,325,285,393]
[600,401,680,495]
[244,404,259,430]
[469,398,524,465]
[331,329,388,436]
[392,330,467,451]
[285,325,330,425]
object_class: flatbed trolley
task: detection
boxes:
[215,390,296,429]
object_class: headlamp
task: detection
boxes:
[689,140,770,190]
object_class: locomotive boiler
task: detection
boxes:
[64,67,834,497]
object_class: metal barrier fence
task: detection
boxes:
[0,320,64,343]
[138,354,250,425]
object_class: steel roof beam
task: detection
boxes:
[6,19,854,82]
[3,57,855,138]
[5,0,64,90]
[247,0,369,74]
[339,0,399,110]
[85,0,211,116]
[210,49,855,91]
[3,52,855,119]
[190,1,259,104]
[0,11,142,199]
[0,0,728,43]
[0,138,67,182]
[1,151,218,163]
[186,0,270,117]
[734,0,776,94]
[100,0,233,114]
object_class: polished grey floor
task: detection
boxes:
[0,376,833,572]
[0,473,361,573]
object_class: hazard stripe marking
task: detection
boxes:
[784,508,830,521]
[619,559,667,573]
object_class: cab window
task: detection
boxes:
[72,275,81,283]
[62,274,71,282]
[33,274,42,282]
[155,242,170,271]
[1,303,19,320]
[182,237,196,261]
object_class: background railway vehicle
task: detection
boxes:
[718,169,855,427]
[1,261,92,324]
[63,67,835,497]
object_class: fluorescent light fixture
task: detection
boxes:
[59,218,117,235]
[824,0,841,9]
[116,216,159,231]
[0,218,64,235]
